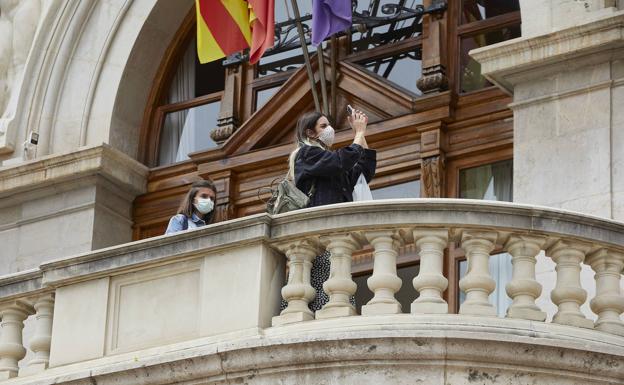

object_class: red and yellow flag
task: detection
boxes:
[196,0,274,64]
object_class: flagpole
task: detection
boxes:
[290,0,321,113]
[330,36,337,121]
[316,43,330,116]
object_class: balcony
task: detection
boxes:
[0,199,623,384]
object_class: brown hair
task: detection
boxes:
[177,179,218,223]
[287,111,329,180]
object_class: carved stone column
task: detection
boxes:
[504,235,547,321]
[586,248,624,335]
[362,231,403,315]
[458,231,498,316]
[0,300,33,379]
[316,233,363,319]
[22,295,54,375]
[272,239,320,326]
[411,229,449,314]
[211,63,243,144]
[547,240,593,329]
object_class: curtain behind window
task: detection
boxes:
[158,39,196,165]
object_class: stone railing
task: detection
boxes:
[0,199,623,384]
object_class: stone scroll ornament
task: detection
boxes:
[0,0,41,148]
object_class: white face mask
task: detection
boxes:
[316,126,335,147]
[194,197,214,214]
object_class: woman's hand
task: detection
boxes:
[348,109,368,136]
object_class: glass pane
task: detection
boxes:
[354,263,420,314]
[255,85,282,111]
[358,51,423,95]
[462,0,520,24]
[167,37,225,103]
[460,25,521,93]
[158,101,220,166]
[352,0,424,52]
[459,159,513,201]
[458,252,513,317]
[372,180,421,199]
[257,45,316,77]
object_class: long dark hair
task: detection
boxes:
[287,111,328,180]
[177,179,217,223]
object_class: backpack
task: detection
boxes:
[264,179,315,215]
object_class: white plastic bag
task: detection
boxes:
[352,173,373,201]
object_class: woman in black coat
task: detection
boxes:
[286,109,376,311]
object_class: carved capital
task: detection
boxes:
[416,65,449,94]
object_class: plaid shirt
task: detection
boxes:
[295,143,376,208]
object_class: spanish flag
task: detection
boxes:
[196,0,274,64]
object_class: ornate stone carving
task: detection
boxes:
[421,155,445,198]
[0,0,41,121]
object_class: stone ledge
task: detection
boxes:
[0,144,149,199]
[4,316,624,385]
[469,11,624,93]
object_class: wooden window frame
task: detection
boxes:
[453,0,522,95]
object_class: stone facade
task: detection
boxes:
[0,0,623,383]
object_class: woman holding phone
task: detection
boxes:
[285,106,376,311]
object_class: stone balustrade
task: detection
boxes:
[0,199,623,384]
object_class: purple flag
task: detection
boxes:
[311,0,352,46]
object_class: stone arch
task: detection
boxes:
[0,0,193,164]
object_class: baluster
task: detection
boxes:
[411,229,449,314]
[586,248,624,335]
[458,231,498,316]
[22,295,54,375]
[362,230,403,315]
[547,240,593,328]
[272,239,320,326]
[316,233,363,319]
[0,301,33,379]
[505,235,547,321]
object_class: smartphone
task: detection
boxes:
[346,104,354,116]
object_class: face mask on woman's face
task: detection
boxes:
[316,126,335,147]
[194,197,214,214]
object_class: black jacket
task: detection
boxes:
[294,143,377,207]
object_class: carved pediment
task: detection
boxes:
[222,55,420,155]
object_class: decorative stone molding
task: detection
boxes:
[547,239,594,329]
[0,300,33,379]
[458,231,498,317]
[411,228,449,314]
[586,248,624,335]
[0,144,148,198]
[22,294,54,375]
[505,235,547,321]
[470,12,624,93]
[272,239,321,326]
[316,233,364,319]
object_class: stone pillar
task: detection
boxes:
[547,240,594,329]
[458,231,498,316]
[0,301,33,379]
[22,295,54,375]
[316,234,363,319]
[586,249,624,335]
[411,229,449,314]
[504,235,547,321]
[362,231,403,315]
[272,239,320,326]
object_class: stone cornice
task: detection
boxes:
[469,11,624,93]
[0,144,148,199]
